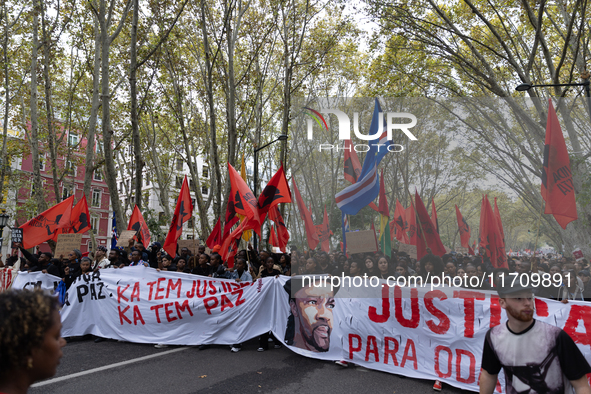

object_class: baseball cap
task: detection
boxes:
[212,245,221,253]
[496,276,535,298]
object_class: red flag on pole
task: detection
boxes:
[269,206,289,252]
[258,164,291,216]
[405,205,418,246]
[393,200,407,243]
[414,191,446,259]
[52,195,91,241]
[541,99,577,229]
[455,205,471,250]
[479,195,507,269]
[292,178,319,250]
[220,219,252,268]
[223,197,240,239]
[206,218,222,249]
[269,225,279,248]
[430,199,439,234]
[163,176,194,258]
[228,163,260,226]
[127,205,151,247]
[21,196,74,249]
[344,139,362,183]
[315,206,330,252]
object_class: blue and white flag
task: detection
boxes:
[335,99,388,215]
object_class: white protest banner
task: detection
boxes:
[46,269,591,393]
[0,267,18,292]
[59,267,277,346]
[11,271,61,292]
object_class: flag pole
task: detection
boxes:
[395,158,428,247]
[533,201,544,269]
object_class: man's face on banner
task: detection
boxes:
[290,285,335,352]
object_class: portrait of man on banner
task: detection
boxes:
[283,276,337,353]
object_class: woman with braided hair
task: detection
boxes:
[0,289,66,393]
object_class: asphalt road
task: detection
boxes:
[28,336,471,394]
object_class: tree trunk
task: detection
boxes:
[30,0,46,212]
[130,0,143,209]
[200,0,221,220]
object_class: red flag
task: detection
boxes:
[269,206,289,252]
[405,205,418,245]
[315,206,330,252]
[344,139,362,183]
[292,178,319,250]
[223,197,240,239]
[479,195,507,269]
[21,196,74,249]
[258,164,291,216]
[228,163,260,225]
[430,199,439,234]
[370,221,379,251]
[206,218,222,249]
[414,191,446,260]
[52,195,91,241]
[163,176,194,258]
[220,219,252,268]
[493,197,508,268]
[455,205,471,249]
[393,200,408,243]
[269,225,279,248]
[127,205,151,247]
[541,99,577,229]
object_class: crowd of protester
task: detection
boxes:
[1,240,589,303]
[1,239,589,392]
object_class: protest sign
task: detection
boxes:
[398,243,417,259]
[54,233,83,258]
[11,228,23,244]
[346,230,378,254]
[178,239,200,254]
[117,230,138,247]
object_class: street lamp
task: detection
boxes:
[253,134,288,251]
[515,75,591,120]
[0,212,9,229]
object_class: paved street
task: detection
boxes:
[29,336,470,394]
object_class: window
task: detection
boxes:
[62,184,73,200]
[189,179,194,189]
[158,212,165,223]
[66,161,76,176]
[126,179,130,189]
[186,234,194,240]
[68,133,79,147]
[188,217,194,229]
[201,185,208,195]
[91,216,99,234]
[176,159,183,171]
[176,176,183,189]
[31,180,46,197]
[202,166,209,178]
[92,189,101,207]
[119,182,124,193]
[39,154,45,171]
[191,198,196,207]
[93,170,102,181]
